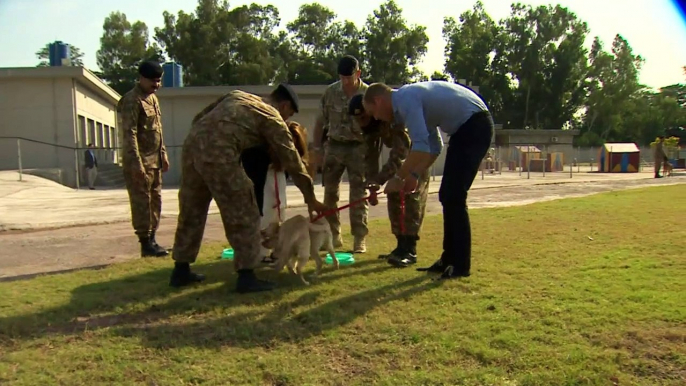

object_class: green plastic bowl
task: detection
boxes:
[325,252,354,266]
[221,248,234,260]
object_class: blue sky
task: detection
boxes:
[1,0,684,89]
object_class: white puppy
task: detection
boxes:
[261,215,339,285]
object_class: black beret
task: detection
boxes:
[338,55,359,76]
[273,83,299,113]
[138,61,163,79]
[348,94,365,116]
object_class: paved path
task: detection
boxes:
[0,170,683,280]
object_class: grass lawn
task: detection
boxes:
[1,185,685,386]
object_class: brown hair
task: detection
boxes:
[271,121,309,172]
[363,83,393,104]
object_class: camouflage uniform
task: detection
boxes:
[364,122,430,238]
[171,90,315,272]
[320,80,369,247]
[117,84,167,256]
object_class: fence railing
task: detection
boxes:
[1,136,679,188]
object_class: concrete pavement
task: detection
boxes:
[0,168,683,232]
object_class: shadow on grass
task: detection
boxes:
[0,258,396,341]
[114,274,441,349]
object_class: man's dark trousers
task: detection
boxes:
[438,111,494,275]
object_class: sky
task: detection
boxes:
[1,0,685,89]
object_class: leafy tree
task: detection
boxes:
[362,0,429,84]
[96,11,164,95]
[155,0,280,86]
[576,34,644,145]
[430,71,451,81]
[497,3,591,129]
[36,43,84,67]
[443,1,508,121]
[282,3,362,84]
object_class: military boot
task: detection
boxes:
[139,236,159,257]
[236,269,276,294]
[354,236,367,253]
[169,262,206,288]
[388,235,417,267]
[150,232,170,257]
[379,234,404,260]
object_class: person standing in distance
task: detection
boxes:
[311,55,370,253]
[117,60,170,258]
[169,84,328,293]
[362,81,494,279]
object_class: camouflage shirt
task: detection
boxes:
[320,80,369,143]
[186,90,316,203]
[117,85,167,171]
[364,121,411,185]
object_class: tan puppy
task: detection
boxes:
[261,215,339,285]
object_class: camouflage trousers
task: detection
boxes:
[387,169,430,236]
[172,146,261,271]
[323,140,368,238]
[123,167,162,238]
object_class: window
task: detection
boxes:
[104,125,111,148]
[97,122,104,147]
[110,127,116,149]
[88,119,96,147]
[78,115,87,147]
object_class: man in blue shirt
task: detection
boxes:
[362,81,494,279]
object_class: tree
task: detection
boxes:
[496,3,591,129]
[430,71,451,81]
[443,1,508,121]
[362,0,429,84]
[577,34,645,145]
[36,43,84,67]
[281,3,351,84]
[96,11,163,95]
[155,0,283,86]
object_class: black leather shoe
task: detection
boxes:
[379,235,403,260]
[236,269,276,294]
[433,265,471,281]
[388,253,417,268]
[416,258,445,273]
[169,264,206,288]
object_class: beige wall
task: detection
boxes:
[0,68,120,188]
[0,77,77,185]
[74,81,119,165]
[157,86,324,185]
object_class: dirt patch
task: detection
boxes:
[0,177,682,280]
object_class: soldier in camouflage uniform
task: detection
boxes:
[311,55,369,253]
[117,61,169,258]
[169,84,328,293]
[348,94,430,268]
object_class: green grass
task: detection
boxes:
[1,185,685,386]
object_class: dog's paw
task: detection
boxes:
[333,261,340,270]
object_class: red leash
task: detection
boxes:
[273,171,282,221]
[399,189,405,235]
[310,189,380,223]
[308,188,407,234]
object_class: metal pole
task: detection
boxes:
[74,147,80,190]
[527,155,531,179]
[481,161,485,180]
[17,139,22,181]
[542,145,547,177]
[518,150,522,176]
[570,158,574,178]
